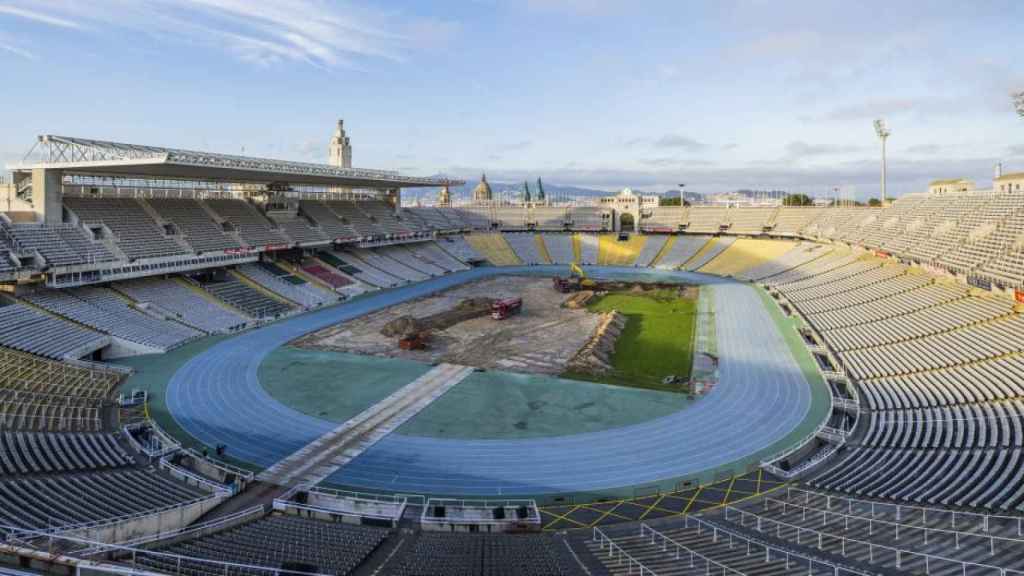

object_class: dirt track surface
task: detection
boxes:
[292,277,602,374]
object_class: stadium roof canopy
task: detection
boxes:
[7,135,462,188]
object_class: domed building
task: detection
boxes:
[472,173,493,203]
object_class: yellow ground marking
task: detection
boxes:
[534,234,553,264]
[721,475,738,505]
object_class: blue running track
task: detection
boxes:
[166,266,814,497]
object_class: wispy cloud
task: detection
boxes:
[0,0,456,68]
[784,141,865,160]
[0,27,34,59]
[652,134,707,151]
[0,4,82,29]
[0,41,33,58]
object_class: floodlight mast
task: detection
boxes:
[874,119,891,204]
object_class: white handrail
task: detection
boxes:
[637,523,744,576]
[723,505,1024,575]
[159,457,233,494]
[682,514,868,576]
[759,496,1024,552]
[591,527,658,576]
[0,522,333,576]
[783,486,1024,537]
[181,446,255,480]
[7,491,225,540]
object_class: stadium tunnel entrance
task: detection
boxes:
[618,212,636,233]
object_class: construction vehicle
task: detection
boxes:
[491,297,523,320]
[553,262,598,293]
[398,332,428,350]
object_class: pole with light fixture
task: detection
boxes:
[873,119,891,204]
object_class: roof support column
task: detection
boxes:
[32,168,63,224]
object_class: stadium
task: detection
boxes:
[1,123,1024,576]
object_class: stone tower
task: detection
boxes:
[329,119,352,168]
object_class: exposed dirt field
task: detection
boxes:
[292,277,604,374]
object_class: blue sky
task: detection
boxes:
[1,0,1022,198]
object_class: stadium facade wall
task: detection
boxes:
[53,493,228,548]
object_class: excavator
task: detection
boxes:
[553,262,598,293]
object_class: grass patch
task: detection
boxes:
[562,288,697,392]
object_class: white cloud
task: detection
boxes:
[0,0,456,68]
[784,141,865,160]
[0,4,82,29]
[653,134,707,151]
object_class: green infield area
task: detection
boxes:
[563,287,698,392]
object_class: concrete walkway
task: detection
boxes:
[258,363,474,487]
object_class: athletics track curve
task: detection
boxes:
[166,266,815,498]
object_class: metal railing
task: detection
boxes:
[681,513,867,576]
[783,486,1024,537]
[758,496,1024,556]
[723,505,1024,576]
[637,523,743,576]
[159,457,234,495]
[181,447,255,481]
[0,521,334,576]
[592,526,658,576]
[5,490,226,541]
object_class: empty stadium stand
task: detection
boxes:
[0,467,211,532]
[0,302,109,360]
[347,247,429,282]
[542,234,575,264]
[64,196,191,261]
[0,431,132,475]
[597,234,646,266]
[23,287,202,352]
[504,232,546,265]
[567,207,606,231]
[652,235,709,269]
[577,234,598,265]
[146,198,242,254]
[237,263,337,308]
[464,233,521,266]
[376,244,448,276]
[137,514,388,576]
[683,236,736,270]
[391,532,582,576]
[114,277,250,333]
[698,238,796,277]
[198,276,294,319]
[327,251,403,288]
[299,200,359,241]
[632,234,667,267]
[402,242,470,272]
[0,346,121,431]
[205,199,292,248]
[3,223,117,267]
